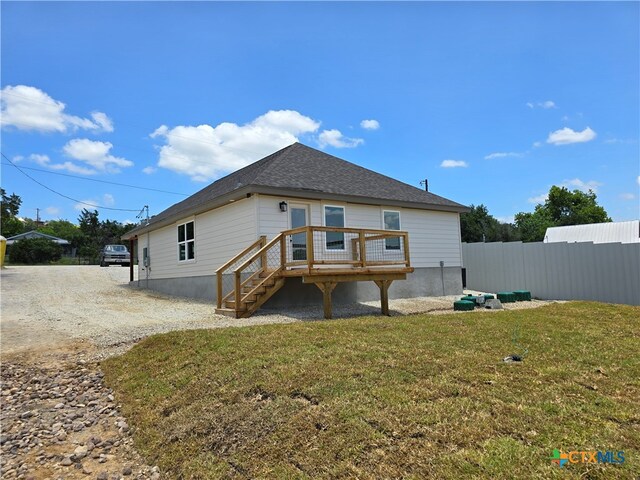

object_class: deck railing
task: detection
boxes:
[215,227,410,309]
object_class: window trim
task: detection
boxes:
[177,219,196,263]
[323,204,346,251]
[382,209,402,251]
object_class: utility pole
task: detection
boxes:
[419,179,429,192]
[36,208,40,223]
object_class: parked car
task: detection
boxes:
[99,244,130,267]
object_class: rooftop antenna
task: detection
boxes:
[136,205,149,225]
[419,179,429,192]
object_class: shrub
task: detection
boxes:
[9,238,63,264]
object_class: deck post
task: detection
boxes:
[280,234,286,267]
[129,238,135,283]
[306,227,314,271]
[403,234,410,267]
[359,231,366,267]
[375,280,393,316]
[235,271,242,310]
[314,281,336,319]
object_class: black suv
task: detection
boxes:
[99,244,131,267]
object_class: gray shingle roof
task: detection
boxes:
[125,143,467,238]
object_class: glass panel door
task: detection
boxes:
[290,205,308,261]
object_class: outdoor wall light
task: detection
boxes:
[279,201,288,212]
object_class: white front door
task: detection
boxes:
[290,204,309,261]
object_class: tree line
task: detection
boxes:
[460,185,611,243]
[1,188,133,264]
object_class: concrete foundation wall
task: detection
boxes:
[131,266,463,307]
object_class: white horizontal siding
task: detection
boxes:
[145,197,257,280]
[257,194,462,268]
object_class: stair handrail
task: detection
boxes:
[216,235,266,308]
[233,233,284,308]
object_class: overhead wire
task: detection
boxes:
[1,152,142,212]
[1,162,189,196]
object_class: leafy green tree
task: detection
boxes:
[9,238,63,264]
[1,188,23,237]
[460,204,520,242]
[76,209,130,262]
[514,186,611,242]
[514,208,554,243]
[545,186,611,225]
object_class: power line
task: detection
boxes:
[1,152,142,212]
[1,161,189,196]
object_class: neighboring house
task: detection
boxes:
[123,143,469,315]
[6,230,75,257]
[544,220,640,244]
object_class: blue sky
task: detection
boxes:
[2,1,638,226]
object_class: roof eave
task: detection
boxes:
[121,185,254,239]
[250,185,470,213]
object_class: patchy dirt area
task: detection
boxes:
[0,265,553,479]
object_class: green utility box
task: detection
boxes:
[514,290,532,301]
[497,292,516,303]
[454,300,475,311]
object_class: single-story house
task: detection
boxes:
[123,143,469,316]
[6,230,74,257]
[544,220,640,244]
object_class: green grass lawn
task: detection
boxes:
[103,302,640,479]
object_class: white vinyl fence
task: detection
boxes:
[462,241,640,306]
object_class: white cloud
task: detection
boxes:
[0,85,113,133]
[318,129,364,149]
[45,206,60,216]
[496,215,515,224]
[28,154,51,166]
[150,110,322,182]
[360,119,380,130]
[547,127,597,145]
[528,193,548,204]
[484,152,523,160]
[561,178,602,193]
[12,155,24,162]
[62,139,133,173]
[74,194,115,211]
[440,159,468,168]
[142,166,157,174]
[22,151,97,174]
[637,176,640,186]
[527,100,556,109]
[50,161,98,175]
[533,141,543,148]
[619,193,636,201]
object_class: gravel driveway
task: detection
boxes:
[0,266,299,358]
[1,265,551,359]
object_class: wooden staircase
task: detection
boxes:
[216,269,285,318]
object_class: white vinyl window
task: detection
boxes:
[324,205,345,250]
[383,210,401,250]
[177,220,195,261]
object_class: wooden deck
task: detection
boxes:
[215,226,413,319]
